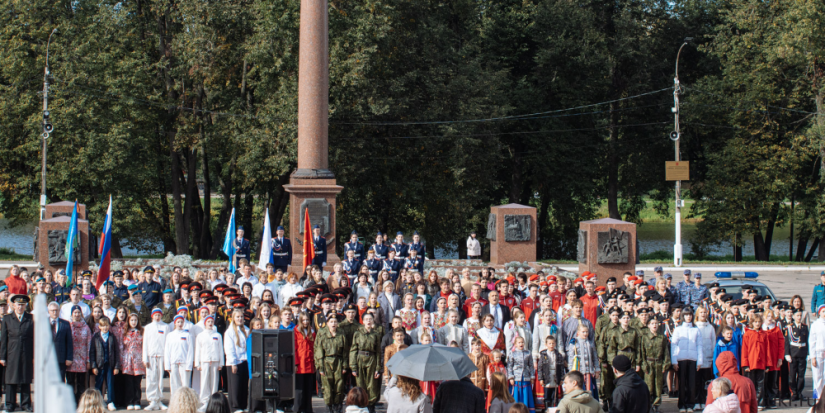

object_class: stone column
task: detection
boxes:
[295,0,332,178]
[35,201,90,274]
[284,0,342,270]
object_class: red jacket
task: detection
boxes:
[580,294,600,327]
[295,329,316,374]
[520,296,540,321]
[707,351,757,413]
[742,327,771,371]
[463,297,487,316]
[763,325,785,371]
[5,275,27,295]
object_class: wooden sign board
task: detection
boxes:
[666,161,689,181]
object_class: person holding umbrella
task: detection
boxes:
[350,313,383,413]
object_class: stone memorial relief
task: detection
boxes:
[48,230,80,265]
[504,215,531,241]
[597,228,629,264]
[299,199,331,235]
[33,227,39,261]
[486,213,497,241]
[577,230,587,263]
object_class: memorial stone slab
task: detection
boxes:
[577,230,587,264]
[299,198,332,236]
[486,213,497,241]
[504,215,531,241]
[596,228,629,264]
[578,218,636,287]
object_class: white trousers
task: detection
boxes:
[191,367,201,394]
[169,364,192,397]
[145,356,164,403]
[814,356,825,399]
[198,362,220,408]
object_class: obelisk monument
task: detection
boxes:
[284,0,343,270]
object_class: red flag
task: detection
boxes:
[302,208,315,270]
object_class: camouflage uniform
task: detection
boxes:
[597,323,619,404]
[640,329,671,409]
[315,330,349,409]
[349,327,383,406]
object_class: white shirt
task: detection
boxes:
[59,301,91,322]
[809,318,825,359]
[489,304,503,329]
[476,327,501,351]
[224,324,250,366]
[143,321,169,362]
[237,275,258,287]
[164,329,195,370]
[195,329,225,368]
[279,282,303,308]
[101,306,117,323]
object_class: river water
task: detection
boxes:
[0,219,801,259]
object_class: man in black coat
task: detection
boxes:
[48,301,74,381]
[609,355,650,413]
[0,295,35,412]
[433,375,485,413]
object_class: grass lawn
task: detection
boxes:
[0,248,32,261]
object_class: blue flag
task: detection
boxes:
[65,200,79,285]
[221,208,237,273]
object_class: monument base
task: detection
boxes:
[577,218,637,287]
[283,176,343,272]
[35,201,90,275]
[488,203,537,265]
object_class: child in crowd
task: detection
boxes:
[786,308,809,401]
[418,334,439,403]
[488,372,515,413]
[469,339,490,392]
[641,317,669,413]
[507,336,535,413]
[89,317,120,411]
[537,336,564,409]
[566,324,600,399]
[743,314,770,409]
[164,314,194,397]
[713,326,740,378]
[486,350,507,410]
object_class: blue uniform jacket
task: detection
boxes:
[813,284,825,313]
[53,284,73,304]
[312,236,327,266]
[343,258,361,277]
[370,244,389,260]
[343,241,365,260]
[112,285,130,302]
[408,242,426,259]
[234,238,251,260]
[138,280,163,308]
[383,259,401,283]
[390,242,409,260]
[363,258,383,281]
[271,237,292,268]
[404,256,424,274]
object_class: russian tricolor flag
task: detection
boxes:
[96,196,113,290]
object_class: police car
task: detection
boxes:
[713,271,777,301]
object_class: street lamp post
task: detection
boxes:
[672,37,692,267]
[40,28,57,221]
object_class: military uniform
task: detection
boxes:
[155,303,178,324]
[606,326,641,372]
[271,236,292,272]
[233,237,251,269]
[390,242,408,261]
[362,257,383,281]
[312,232,327,267]
[349,327,383,406]
[382,259,401,283]
[343,240,365,261]
[315,330,349,409]
[370,243,388,260]
[597,322,619,404]
[342,258,361,278]
[640,330,670,409]
[125,300,152,326]
[404,256,424,274]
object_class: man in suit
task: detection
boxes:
[233,226,251,270]
[0,295,35,412]
[47,301,73,381]
[480,291,510,330]
[311,224,327,267]
[271,225,292,272]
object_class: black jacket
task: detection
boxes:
[89,332,121,371]
[609,371,650,413]
[52,318,74,365]
[480,304,511,327]
[433,377,486,413]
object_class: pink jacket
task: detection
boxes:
[704,393,741,413]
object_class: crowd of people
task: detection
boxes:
[0,231,823,413]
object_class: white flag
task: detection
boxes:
[257,208,273,271]
[34,294,76,413]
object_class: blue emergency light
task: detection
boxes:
[714,271,758,279]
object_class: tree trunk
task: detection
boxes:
[242,191,255,243]
[807,238,821,262]
[184,149,200,257]
[170,134,187,255]
[816,89,824,261]
[763,202,779,258]
[210,158,235,259]
[733,233,742,262]
[110,236,123,259]
[753,232,768,261]
[796,231,810,262]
